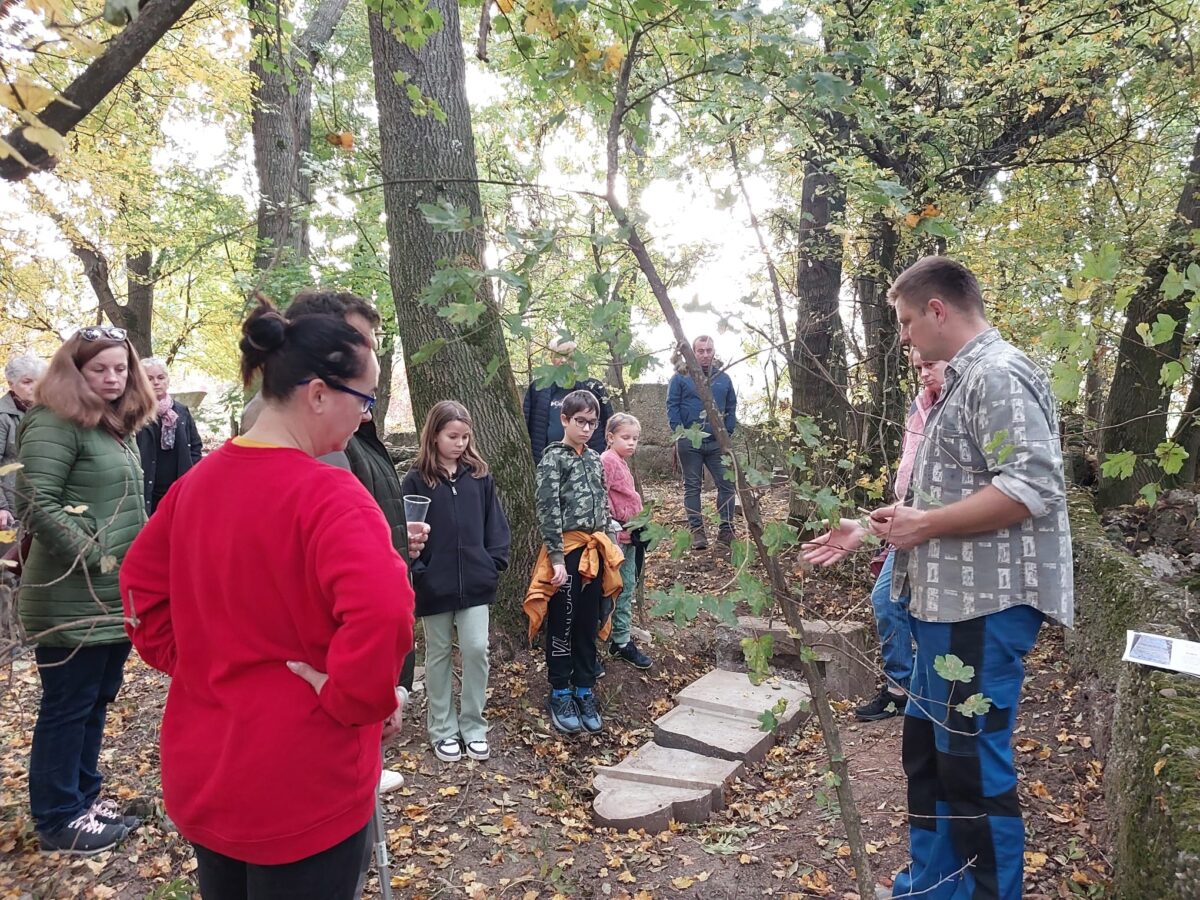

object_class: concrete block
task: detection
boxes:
[652,704,777,763]
[675,668,810,735]
[592,742,744,830]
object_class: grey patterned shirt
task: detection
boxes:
[890,328,1074,627]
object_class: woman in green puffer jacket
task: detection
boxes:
[16,325,156,855]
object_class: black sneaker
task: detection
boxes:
[40,812,127,855]
[690,528,709,550]
[610,638,652,670]
[575,690,603,733]
[547,691,582,734]
[855,685,905,722]
[91,799,141,831]
[717,525,735,545]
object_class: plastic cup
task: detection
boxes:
[403,495,431,524]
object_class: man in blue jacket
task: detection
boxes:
[667,335,737,548]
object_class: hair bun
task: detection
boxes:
[241,308,287,356]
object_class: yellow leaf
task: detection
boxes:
[1071,870,1092,885]
[0,79,59,115]
[617,870,636,883]
[22,124,66,155]
[0,530,15,544]
[1028,780,1051,800]
[64,504,89,515]
[603,42,626,74]
[496,0,514,12]
[671,875,695,889]
[1154,758,1167,776]
[0,138,32,167]
[1025,851,1048,869]
[438,785,460,796]
[0,462,23,476]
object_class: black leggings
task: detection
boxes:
[193,822,371,900]
[545,547,603,691]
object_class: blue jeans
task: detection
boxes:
[871,551,913,690]
[677,436,735,530]
[29,642,131,833]
[892,605,1044,900]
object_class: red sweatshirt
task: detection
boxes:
[121,441,414,865]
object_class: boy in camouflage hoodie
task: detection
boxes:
[535,390,613,735]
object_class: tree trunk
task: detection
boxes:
[123,250,155,357]
[1170,351,1200,485]
[1098,130,1200,507]
[0,0,199,181]
[249,0,350,278]
[857,216,906,474]
[368,0,538,642]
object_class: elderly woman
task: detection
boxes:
[122,298,418,899]
[17,327,156,854]
[0,355,47,529]
[136,358,203,515]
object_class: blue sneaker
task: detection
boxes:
[547,690,582,734]
[575,688,603,733]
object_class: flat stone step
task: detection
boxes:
[592,743,743,831]
[653,704,777,763]
[675,668,811,732]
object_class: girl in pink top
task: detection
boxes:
[600,413,653,669]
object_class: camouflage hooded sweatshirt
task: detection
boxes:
[535,441,610,566]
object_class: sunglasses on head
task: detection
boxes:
[78,326,127,342]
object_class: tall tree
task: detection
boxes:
[367,0,538,639]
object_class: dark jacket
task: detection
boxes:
[137,400,203,515]
[344,422,408,554]
[523,378,612,460]
[0,392,25,515]
[17,406,146,646]
[400,465,511,617]
[667,363,737,436]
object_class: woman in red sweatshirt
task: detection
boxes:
[120,298,415,900]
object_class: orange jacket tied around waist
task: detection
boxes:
[523,530,624,646]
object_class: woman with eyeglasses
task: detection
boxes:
[136,358,204,516]
[16,325,156,854]
[121,298,414,899]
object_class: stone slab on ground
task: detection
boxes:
[675,668,811,735]
[592,743,743,831]
[714,615,876,700]
[653,704,776,763]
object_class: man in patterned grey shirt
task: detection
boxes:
[868,256,1073,900]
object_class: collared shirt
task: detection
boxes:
[891,328,1074,627]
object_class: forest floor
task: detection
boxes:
[0,481,1112,899]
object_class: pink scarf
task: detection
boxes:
[157,396,179,450]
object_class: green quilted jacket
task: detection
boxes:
[16,406,146,647]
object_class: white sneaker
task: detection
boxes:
[433,738,462,763]
[464,740,490,761]
[378,769,405,793]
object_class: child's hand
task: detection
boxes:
[551,563,567,586]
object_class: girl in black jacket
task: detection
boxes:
[401,401,510,763]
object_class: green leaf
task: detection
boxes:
[933,653,975,684]
[648,584,702,625]
[1100,450,1137,480]
[417,201,476,233]
[955,693,993,718]
[1155,440,1189,475]
[1162,265,1186,301]
[409,337,445,365]
[1136,313,1177,347]
[1050,361,1084,402]
[757,698,788,733]
[793,416,822,448]
[102,0,140,25]
[1079,243,1120,282]
[1139,482,1160,506]
[740,634,774,685]
[735,573,772,616]
[761,521,799,556]
[1160,361,1186,388]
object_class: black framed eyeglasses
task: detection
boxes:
[297,378,377,414]
[571,416,599,431]
[79,326,127,342]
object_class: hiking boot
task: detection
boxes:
[433,737,463,762]
[547,690,582,734]
[717,524,735,545]
[690,528,709,550]
[610,638,652,670]
[855,685,905,722]
[90,798,141,831]
[575,689,603,733]
[39,812,127,855]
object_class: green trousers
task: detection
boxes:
[611,546,638,647]
[423,604,490,744]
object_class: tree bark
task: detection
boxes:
[0,0,199,181]
[249,0,351,277]
[123,250,156,357]
[857,216,907,473]
[1098,129,1200,507]
[368,0,538,642]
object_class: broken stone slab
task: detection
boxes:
[653,705,778,764]
[675,668,810,735]
[714,615,876,700]
[592,742,743,831]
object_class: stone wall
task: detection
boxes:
[1067,491,1200,898]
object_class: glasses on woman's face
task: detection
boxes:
[297,378,377,414]
[78,326,127,342]
[570,416,598,431]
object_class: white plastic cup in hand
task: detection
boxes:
[403,495,431,542]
